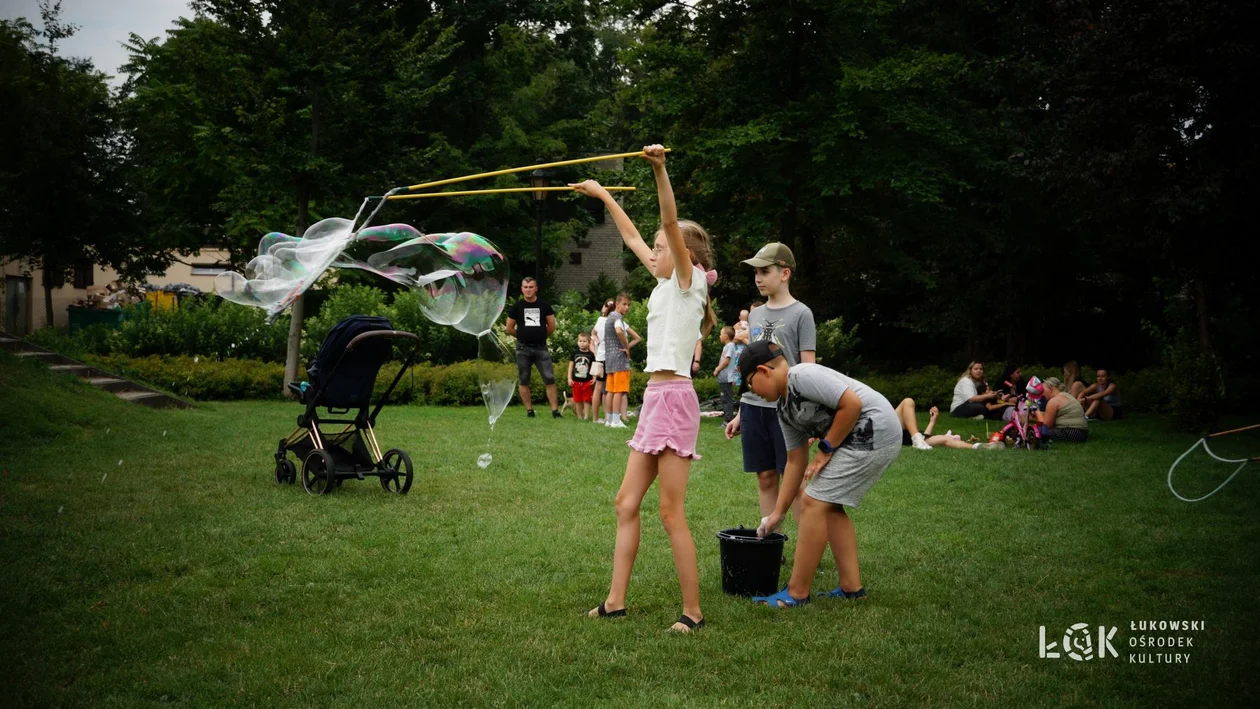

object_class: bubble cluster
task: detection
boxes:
[214,218,357,321]
[216,216,518,469]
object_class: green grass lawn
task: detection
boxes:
[2,352,1258,706]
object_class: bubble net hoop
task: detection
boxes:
[1167,422,1260,502]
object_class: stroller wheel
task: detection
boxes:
[379,449,414,494]
[275,458,296,485]
[302,450,336,496]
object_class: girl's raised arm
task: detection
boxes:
[570,180,655,275]
[642,144,691,291]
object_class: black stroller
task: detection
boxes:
[274,315,420,495]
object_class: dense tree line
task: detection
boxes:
[2,0,1255,383]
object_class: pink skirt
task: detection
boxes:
[627,379,702,460]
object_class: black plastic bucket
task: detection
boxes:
[716,526,788,597]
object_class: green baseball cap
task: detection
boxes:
[742,242,796,269]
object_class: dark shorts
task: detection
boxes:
[901,429,913,447]
[515,344,555,386]
[950,402,1003,420]
[1047,427,1089,443]
[1108,405,1124,420]
[740,402,787,474]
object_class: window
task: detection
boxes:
[569,252,583,265]
[191,264,229,276]
[72,260,94,289]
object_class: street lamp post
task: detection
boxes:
[529,168,550,292]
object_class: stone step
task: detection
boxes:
[115,390,190,409]
[49,364,91,374]
[88,377,136,393]
[116,390,164,401]
[2,330,192,409]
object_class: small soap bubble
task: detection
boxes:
[105,427,110,434]
[101,473,107,483]
[477,453,493,469]
[58,505,64,515]
[117,459,123,467]
[163,430,167,437]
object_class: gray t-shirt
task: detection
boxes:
[718,342,738,383]
[603,312,629,373]
[777,363,900,452]
[741,300,816,408]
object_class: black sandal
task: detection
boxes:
[670,614,705,632]
[590,603,626,618]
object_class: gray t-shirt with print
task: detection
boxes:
[777,363,901,452]
[740,300,817,408]
[603,312,629,373]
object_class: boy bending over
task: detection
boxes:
[743,341,901,606]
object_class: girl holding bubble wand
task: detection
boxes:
[573,145,719,633]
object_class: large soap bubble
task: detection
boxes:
[215,217,356,321]
[341,227,509,337]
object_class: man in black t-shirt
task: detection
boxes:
[506,277,560,418]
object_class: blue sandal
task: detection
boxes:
[821,586,867,599]
[751,586,811,608]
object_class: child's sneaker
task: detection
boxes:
[526,409,536,418]
[910,432,932,451]
[609,420,628,428]
[594,418,606,424]
[552,409,563,419]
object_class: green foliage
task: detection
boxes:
[0,9,162,321]
[583,272,620,309]
[1161,333,1225,433]
[815,317,862,373]
[299,285,394,361]
[86,354,289,401]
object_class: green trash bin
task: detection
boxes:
[67,306,126,332]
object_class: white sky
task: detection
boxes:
[1,0,193,84]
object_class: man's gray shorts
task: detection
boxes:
[516,344,555,386]
[805,443,900,509]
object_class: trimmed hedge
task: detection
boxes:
[82,353,724,406]
[84,352,1253,416]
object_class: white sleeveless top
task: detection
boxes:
[644,265,707,377]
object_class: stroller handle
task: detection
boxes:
[345,330,421,352]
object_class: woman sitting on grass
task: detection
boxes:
[950,361,1002,419]
[1035,377,1089,442]
[1077,369,1123,420]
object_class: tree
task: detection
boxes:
[0,2,155,326]
[123,0,460,390]
[122,0,628,391]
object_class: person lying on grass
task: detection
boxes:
[743,340,901,607]
[894,399,997,450]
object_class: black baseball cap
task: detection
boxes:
[738,340,785,394]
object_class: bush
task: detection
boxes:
[300,285,393,361]
[109,298,290,361]
[1162,333,1224,433]
[549,290,602,365]
[816,317,862,373]
[86,354,290,401]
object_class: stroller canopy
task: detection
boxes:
[306,315,395,409]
